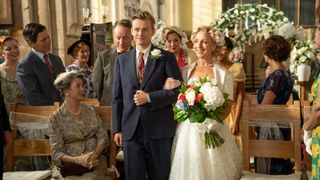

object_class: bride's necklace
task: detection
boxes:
[197,61,214,67]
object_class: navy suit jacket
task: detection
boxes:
[17,51,65,105]
[112,45,183,140]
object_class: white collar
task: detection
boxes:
[32,48,47,60]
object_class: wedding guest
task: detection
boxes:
[256,35,293,175]
[92,19,133,105]
[112,11,182,180]
[0,36,26,112]
[169,25,242,180]
[49,71,110,179]
[214,36,246,150]
[0,81,10,180]
[162,26,197,68]
[308,25,320,92]
[66,39,95,98]
[303,73,320,179]
[303,27,320,176]
[17,23,65,106]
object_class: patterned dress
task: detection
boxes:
[256,69,294,175]
[49,103,109,179]
[0,64,26,112]
[225,63,246,150]
[66,63,96,98]
[311,75,320,179]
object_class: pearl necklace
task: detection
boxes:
[197,60,214,67]
[68,107,81,116]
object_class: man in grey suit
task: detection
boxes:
[92,19,133,105]
[17,23,65,106]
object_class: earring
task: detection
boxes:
[65,93,69,97]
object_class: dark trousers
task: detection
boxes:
[1,145,3,180]
[123,120,173,180]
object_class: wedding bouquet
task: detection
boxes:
[173,77,228,149]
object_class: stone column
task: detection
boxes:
[111,0,124,22]
[51,0,67,64]
[162,0,178,26]
[37,0,51,36]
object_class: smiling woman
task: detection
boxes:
[0,37,26,112]
[66,39,96,98]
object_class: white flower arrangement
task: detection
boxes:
[151,20,165,49]
[212,4,291,51]
[290,40,318,80]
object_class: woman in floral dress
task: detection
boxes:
[0,36,26,112]
[66,39,96,98]
[49,71,110,179]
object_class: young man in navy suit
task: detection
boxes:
[17,23,65,106]
[112,11,182,180]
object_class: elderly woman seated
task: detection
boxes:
[48,71,110,179]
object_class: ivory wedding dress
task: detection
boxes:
[169,77,242,180]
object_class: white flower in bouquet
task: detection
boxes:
[185,88,196,105]
[199,82,225,111]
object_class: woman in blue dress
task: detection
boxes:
[256,35,294,175]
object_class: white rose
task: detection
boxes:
[297,47,307,55]
[307,51,315,59]
[185,88,196,105]
[299,55,307,63]
[151,49,161,56]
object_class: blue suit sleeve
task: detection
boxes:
[16,62,52,105]
[148,52,183,110]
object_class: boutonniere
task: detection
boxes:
[149,49,162,60]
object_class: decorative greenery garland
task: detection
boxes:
[212,4,290,51]
[212,3,319,81]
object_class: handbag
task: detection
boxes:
[61,161,93,177]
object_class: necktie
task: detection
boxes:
[138,52,145,84]
[44,54,56,76]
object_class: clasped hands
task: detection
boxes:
[74,151,99,169]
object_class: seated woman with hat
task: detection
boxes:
[66,39,95,98]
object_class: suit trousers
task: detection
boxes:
[123,119,173,180]
[0,145,3,180]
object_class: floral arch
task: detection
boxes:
[212,3,318,80]
[212,4,292,51]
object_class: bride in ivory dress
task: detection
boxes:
[169,26,242,180]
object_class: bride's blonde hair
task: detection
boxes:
[191,25,217,44]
